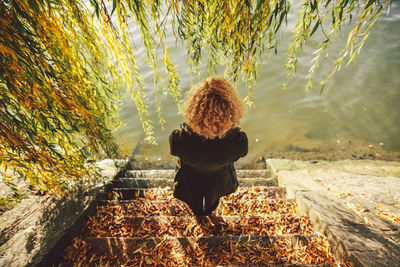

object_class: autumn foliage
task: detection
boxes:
[0,1,121,196]
[0,0,391,197]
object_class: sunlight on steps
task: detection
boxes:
[61,169,349,266]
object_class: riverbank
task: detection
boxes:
[126,137,400,171]
[2,138,399,213]
[2,137,398,212]
[263,138,400,162]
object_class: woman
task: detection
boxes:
[169,77,248,216]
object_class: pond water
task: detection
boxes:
[115,2,400,161]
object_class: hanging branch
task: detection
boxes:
[0,0,391,199]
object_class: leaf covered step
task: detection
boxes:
[64,234,337,266]
[106,186,286,200]
[97,198,297,217]
[126,169,271,178]
[82,214,313,238]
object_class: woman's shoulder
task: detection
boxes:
[170,124,247,144]
[224,127,247,143]
[170,123,199,143]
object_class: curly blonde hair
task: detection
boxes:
[182,77,247,139]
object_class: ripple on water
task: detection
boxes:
[115,2,400,157]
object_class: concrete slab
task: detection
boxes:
[0,159,125,267]
[274,166,400,267]
[266,159,400,178]
[0,191,95,267]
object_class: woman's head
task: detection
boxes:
[182,77,247,139]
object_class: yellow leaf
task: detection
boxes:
[174,2,180,15]
[0,44,18,62]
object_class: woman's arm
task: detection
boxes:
[169,129,181,156]
[237,131,249,158]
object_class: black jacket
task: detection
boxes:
[169,123,248,215]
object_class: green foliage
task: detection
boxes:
[0,0,121,195]
[284,0,391,93]
[0,0,391,195]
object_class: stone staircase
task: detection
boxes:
[61,168,345,266]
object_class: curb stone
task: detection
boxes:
[276,168,400,267]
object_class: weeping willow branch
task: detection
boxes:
[0,0,392,196]
[284,0,391,93]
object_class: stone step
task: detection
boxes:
[84,234,333,266]
[97,198,297,217]
[85,234,318,251]
[126,169,270,178]
[106,186,286,200]
[204,265,329,267]
[59,167,349,267]
[84,214,312,238]
[109,177,277,188]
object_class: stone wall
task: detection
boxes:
[0,159,125,267]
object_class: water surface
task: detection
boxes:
[115,2,400,161]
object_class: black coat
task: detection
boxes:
[169,123,248,215]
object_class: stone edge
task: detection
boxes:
[0,159,126,267]
[267,159,400,267]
